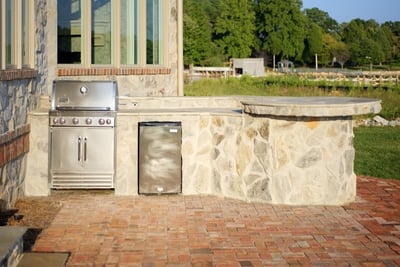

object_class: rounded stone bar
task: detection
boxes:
[241,96,382,117]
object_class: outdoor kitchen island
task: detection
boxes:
[26,96,381,205]
[115,96,381,205]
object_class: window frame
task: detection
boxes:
[0,0,34,70]
[57,0,169,68]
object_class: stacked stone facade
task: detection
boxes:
[0,0,47,208]
[0,80,36,207]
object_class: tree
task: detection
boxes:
[303,7,340,36]
[213,0,256,59]
[342,19,393,67]
[375,25,393,64]
[255,0,306,69]
[183,0,213,66]
[303,22,323,66]
[383,21,400,62]
[332,42,350,69]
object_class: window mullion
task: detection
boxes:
[12,0,22,68]
[139,0,146,66]
[126,0,135,64]
[162,0,168,65]
[113,0,119,66]
[24,0,35,68]
[82,0,91,66]
[0,0,5,69]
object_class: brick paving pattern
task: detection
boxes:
[33,176,400,266]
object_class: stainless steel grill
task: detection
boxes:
[49,80,117,189]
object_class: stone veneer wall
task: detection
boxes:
[115,108,356,205]
[27,96,379,205]
[0,0,48,207]
[0,80,35,208]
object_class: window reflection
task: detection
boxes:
[91,0,112,64]
[57,0,82,64]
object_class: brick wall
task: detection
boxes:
[0,125,30,167]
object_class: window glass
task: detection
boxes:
[57,0,82,64]
[120,0,139,64]
[92,0,112,64]
[6,0,12,65]
[21,0,27,65]
[146,0,163,64]
[56,0,166,66]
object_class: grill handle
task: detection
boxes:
[78,137,82,162]
[84,137,88,162]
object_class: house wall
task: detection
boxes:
[45,0,182,97]
[0,0,48,208]
[2,0,182,207]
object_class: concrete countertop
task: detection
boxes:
[241,96,382,117]
[30,95,382,118]
[28,108,50,115]
[117,108,242,116]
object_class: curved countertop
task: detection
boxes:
[30,96,382,118]
[241,96,382,117]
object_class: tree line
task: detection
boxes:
[183,0,400,69]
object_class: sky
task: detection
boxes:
[302,0,400,24]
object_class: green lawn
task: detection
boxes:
[354,127,400,180]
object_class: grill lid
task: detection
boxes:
[51,80,117,111]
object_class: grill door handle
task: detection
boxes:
[78,137,82,162]
[83,137,87,161]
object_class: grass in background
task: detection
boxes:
[354,127,400,180]
[184,75,400,119]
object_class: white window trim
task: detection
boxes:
[0,0,34,70]
[23,0,35,68]
[0,0,5,68]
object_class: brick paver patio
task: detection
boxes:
[32,176,400,266]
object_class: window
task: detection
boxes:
[0,0,34,69]
[120,0,139,64]
[146,0,163,64]
[57,0,167,66]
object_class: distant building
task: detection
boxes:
[231,58,265,77]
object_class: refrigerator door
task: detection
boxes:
[138,122,182,194]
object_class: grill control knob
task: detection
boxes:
[72,118,79,125]
[60,118,66,125]
[106,119,112,125]
[52,118,59,124]
[85,118,92,125]
[98,118,105,125]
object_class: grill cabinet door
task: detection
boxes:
[49,127,115,188]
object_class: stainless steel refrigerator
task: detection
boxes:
[138,122,182,194]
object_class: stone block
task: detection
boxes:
[0,226,27,267]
